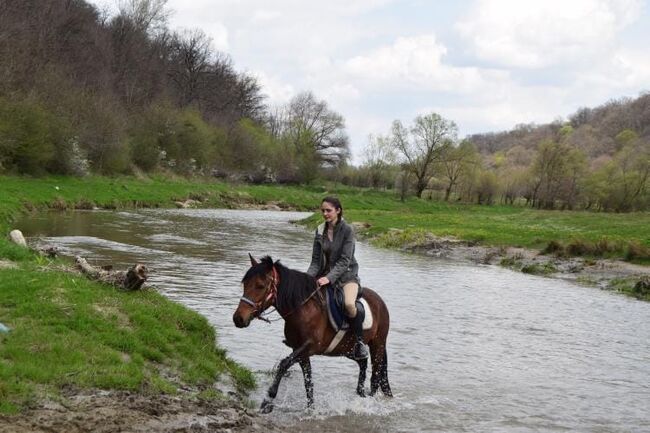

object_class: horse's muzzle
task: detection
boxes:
[233,311,251,328]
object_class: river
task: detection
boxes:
[18,209,650,433]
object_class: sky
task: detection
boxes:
[92,0,650,163]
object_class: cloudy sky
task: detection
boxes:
[94,0,650,162]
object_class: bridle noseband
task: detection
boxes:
[239,266,279,318]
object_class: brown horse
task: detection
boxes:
[233,255,392,413]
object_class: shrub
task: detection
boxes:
[0,98,67,175]
[625,241,650,261]
[542,240,564,255]
[566,239,595,256]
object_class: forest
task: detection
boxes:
[0,0,648,212]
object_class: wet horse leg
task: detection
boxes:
[379,348,392,397]
[298,357,314,408]
[261,341,310,413]
[368,341,384,396]
[355,357,368,397]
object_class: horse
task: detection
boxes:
[232,254,392,413]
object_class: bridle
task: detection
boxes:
[239,266,280,319]
[239,265,324,323]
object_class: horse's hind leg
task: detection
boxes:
[261,342,309,413]
[369,341,391,397]
[355,357,367,397]
[379,348,392,397]
[298,357,314,408]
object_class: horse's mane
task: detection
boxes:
[242,256,324,314]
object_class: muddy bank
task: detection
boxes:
[394,234,649,298]
[0,389,281,433]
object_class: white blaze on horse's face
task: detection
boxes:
[233,274,266,328]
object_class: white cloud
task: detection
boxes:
[344,35,509,93]
[457,0,644,68]
[204,22,229,51]
[253,71,296,105]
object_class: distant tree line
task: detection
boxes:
[345,94,649,212]
[0,0,349,181]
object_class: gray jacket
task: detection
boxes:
[306,218,359,286]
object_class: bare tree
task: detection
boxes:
[167,29,212,107]
[391,112,458,198]
[362,133,397,188]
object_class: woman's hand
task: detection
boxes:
[317,277,330,287]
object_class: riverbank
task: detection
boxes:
[373,233,650,301]
[0,176,285,431]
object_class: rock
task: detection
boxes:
[0,323,10,333]
[8,229,27,247]
[634,276,650,295]
[38,245,59,258]
[0,260,18,269]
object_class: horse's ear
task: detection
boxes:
[248,253,258,266]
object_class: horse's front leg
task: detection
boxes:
[261,341,310,413]
[298,357,314,408]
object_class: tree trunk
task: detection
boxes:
[75,256,148,291]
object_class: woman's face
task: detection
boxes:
[320,201,341,224]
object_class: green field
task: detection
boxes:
[2,175,649,260]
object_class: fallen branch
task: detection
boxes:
[75,256,148,291]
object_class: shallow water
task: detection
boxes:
[18,209,650,433]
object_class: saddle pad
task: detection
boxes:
[324,302,373,354]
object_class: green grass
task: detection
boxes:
[0,262,252,414]
[0,175,267,414]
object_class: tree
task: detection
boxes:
[529,140,587,209]
[167,29,212,107]
[391,112,458,198]
[439,140,479,201]
[269,92,350,181]
[362,134,398,188]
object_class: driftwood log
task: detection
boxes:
[75,256,148,291]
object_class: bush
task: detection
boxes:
[566,239,594,256]
[625,241,650,261]
[542,240,564,255]
[0,98,68,175]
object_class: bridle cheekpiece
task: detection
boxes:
[239,265,280,318]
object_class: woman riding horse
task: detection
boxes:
[233,255,392,411]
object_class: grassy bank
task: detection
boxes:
[0,176,262,414]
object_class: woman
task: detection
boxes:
[306,196,368,360]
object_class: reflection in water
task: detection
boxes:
[19,209,650,433]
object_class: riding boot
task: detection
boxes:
[351,300,368,360]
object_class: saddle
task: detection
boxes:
[325,285,373,332]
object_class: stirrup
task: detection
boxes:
[353,340,368,360]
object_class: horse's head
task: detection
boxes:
[233,254,279,328]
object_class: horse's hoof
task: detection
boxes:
[260,400,274,414]
[357,388,366,398]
